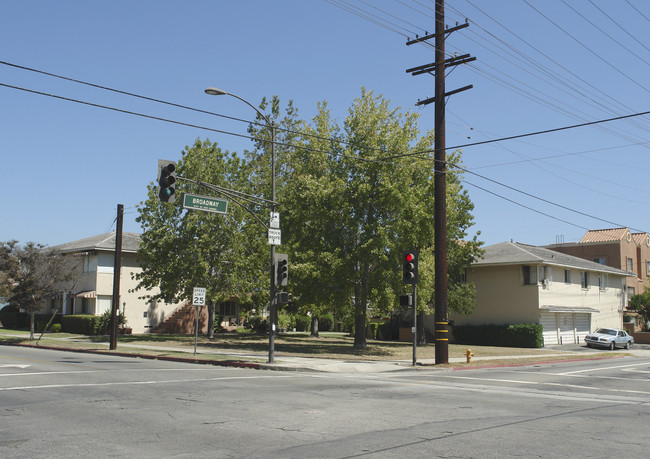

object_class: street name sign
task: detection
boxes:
[181,193,228,215]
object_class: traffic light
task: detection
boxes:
[274,253,288,286]
[403,250,418,284]
[157,159,177,203]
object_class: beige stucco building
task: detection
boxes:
[44,232,181,334]
[450,242,634,346]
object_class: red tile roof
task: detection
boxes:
[580,228,631,243]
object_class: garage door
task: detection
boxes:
[575,313,591,343]
[558,313,575,344]
[540,311,558,345]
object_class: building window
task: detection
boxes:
[627,257,634,272]
[628,286,635,297]
[522,266,538,285]
[564,270,571,284]
[599,274,607,291]
[220,301,237,316]
[646,261,650,276]
[581,271,589,289]
[593,257,606,265]
[83,255,90,273]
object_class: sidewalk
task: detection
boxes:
[5,332,641,373]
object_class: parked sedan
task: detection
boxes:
[585,328,634,350]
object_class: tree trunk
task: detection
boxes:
[353,309,366,348]
[207,302,215,339]
[29,311,35,340]
[353,274,368,348]
[310,316,319,337]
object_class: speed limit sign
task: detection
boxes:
[192,287,206,306]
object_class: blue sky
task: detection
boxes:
[2,0,649,248]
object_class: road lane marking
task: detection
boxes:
[434,374,650,396]
[554,362,649,375]
[0,364,30,369]
[0,374,293,391]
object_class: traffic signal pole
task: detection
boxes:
[268,123,276,363]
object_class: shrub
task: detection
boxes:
[452,323,543,348]
[50,323,61,333]
[278,313,294,331]
[61,315,101,335]
[318,314,334,332]
[95,310,128,335]
[0,311,29,329]
[247,315,268,333]
[214,314,224,333]
[294,314,311,332]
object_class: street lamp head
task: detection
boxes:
[205,87,227,96]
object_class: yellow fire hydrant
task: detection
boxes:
[466,348,475,363]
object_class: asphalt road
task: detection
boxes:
[2,345,649,458]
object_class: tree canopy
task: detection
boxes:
[135,89,482,347]
[0,240,79,339]
[282,89,482,347]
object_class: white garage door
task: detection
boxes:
[558,313,575,344]
[540,311,558,346]
[575,313,591,343]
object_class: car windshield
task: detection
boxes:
[595,328,616,335]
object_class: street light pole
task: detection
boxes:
[205,87,277,363]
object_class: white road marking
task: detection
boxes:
[0,374,293,391]
[0,364,31,369]
[554,362,649,375]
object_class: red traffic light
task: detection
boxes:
[403,250,418,284]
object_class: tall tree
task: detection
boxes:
[136,139,268,336]
[283,89,482,348]
[0,241,79,339]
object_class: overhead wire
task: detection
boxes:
[5,0,649,234]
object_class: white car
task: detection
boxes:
[585,328,634,350]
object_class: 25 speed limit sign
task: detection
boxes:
[192,287,206,306]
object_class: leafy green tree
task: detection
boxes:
[0,241,79,339]
[136,96,302,336]
[283,89,482,348]
[628,291,650,330]
[136,139,267,337]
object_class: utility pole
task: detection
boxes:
[110,204,123,351]
[406,0,474,365]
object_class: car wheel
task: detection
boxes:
[586,343,592,348]
[625,341,631,350]
[609,341,615,350]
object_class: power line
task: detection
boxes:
[0,60,260,127]
[382,108,650,161]
[462,179,590,231]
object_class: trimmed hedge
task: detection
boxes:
[61,315,101,335]
[452,323,543,348]
[0,311,29,329]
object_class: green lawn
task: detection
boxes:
[0,327,571,362]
